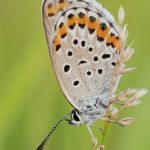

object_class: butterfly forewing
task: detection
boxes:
[42,0,121,110]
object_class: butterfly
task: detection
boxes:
[36,0,139,149]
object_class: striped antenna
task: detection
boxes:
[36,112,71,150]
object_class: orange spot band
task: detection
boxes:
[47,4,55,16]
[58,25,67,37]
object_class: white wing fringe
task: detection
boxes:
[118,5,125,24]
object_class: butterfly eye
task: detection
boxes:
[72,110,80,121]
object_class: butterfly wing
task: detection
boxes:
[42,0,121,110]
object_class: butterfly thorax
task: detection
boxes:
[68,96,109,125]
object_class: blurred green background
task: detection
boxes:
[0,0,149,150]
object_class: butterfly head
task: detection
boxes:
[67,110,86,126]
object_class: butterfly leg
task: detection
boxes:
[87,123,98,146]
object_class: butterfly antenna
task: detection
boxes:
[36,112,71,150]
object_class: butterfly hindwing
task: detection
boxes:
[42,0,121,110]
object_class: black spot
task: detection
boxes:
[73,80,79,86]
[102,54,111,59]
[88,28,95,34]
[61,33,67,38]
[110,33,115,37]
[68,14,74,19]
[106,42,115,48]
[93,56,98,61]
[73,39,78,45]
[98,69,103,75]
[116,36,120,40]
[59,0,64,3]
[85,8,90,11]
[67,51,73,57]
[111,62,116,66]
[78,12,85,18]
[88,47,93,52]
[87,71,91,76]
[78,23,85,29]
[69,1,73,4]
[48,13,55,17]
[59,22,64,28]
[87,105,92,109]
[56,45,61,51]
[64,65,70,72]
[73,7,78,10]
[100,23,107,31]
[97,36,104,42]
[48,3,52,8]
[89,16,96,23]
[69,23,75,30]
[78,60,87,65]
[81,41,86,47]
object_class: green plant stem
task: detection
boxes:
[101,120,109,145]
